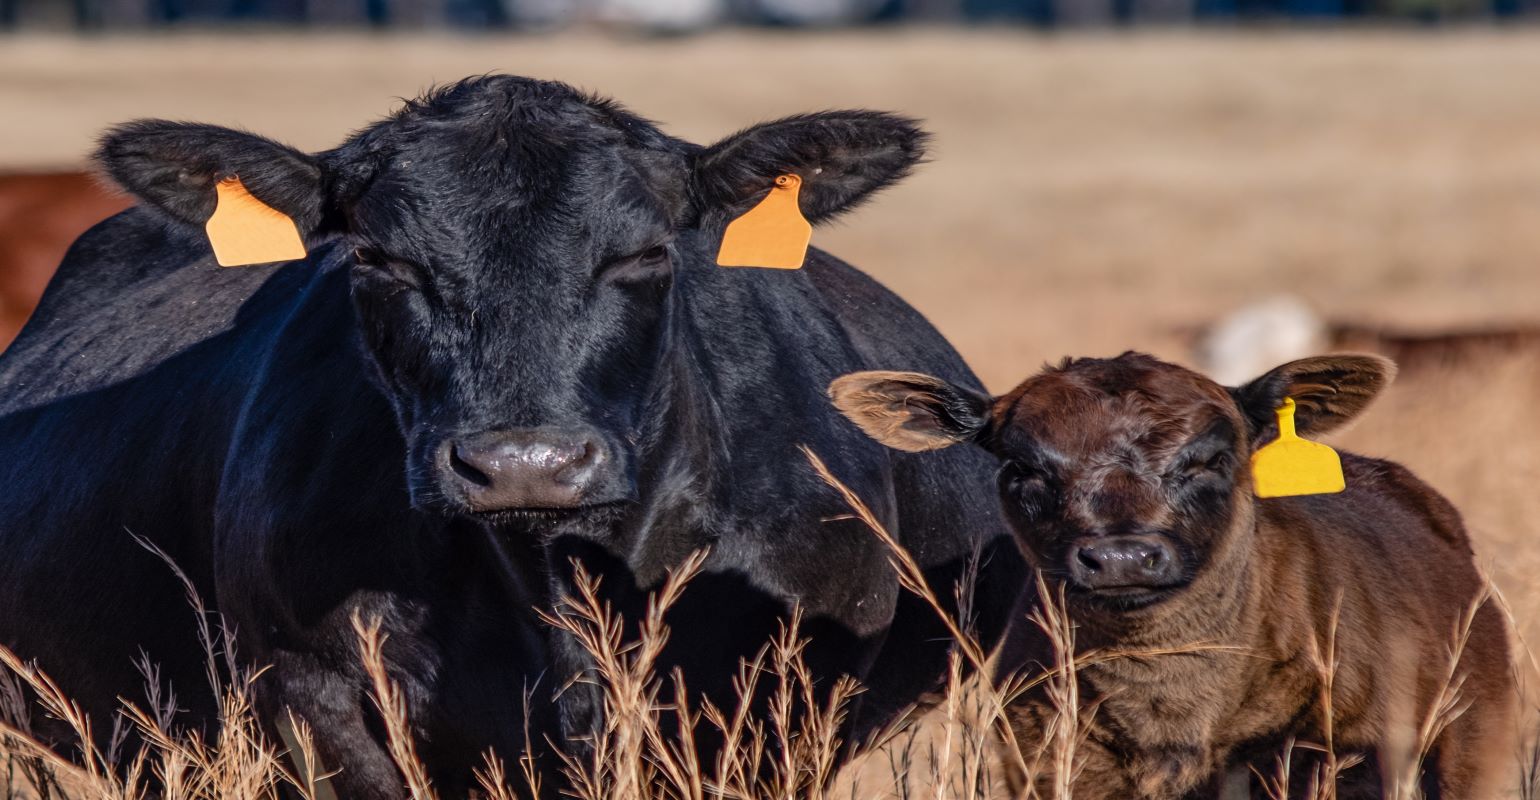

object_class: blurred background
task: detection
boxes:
[0,15,1536,636]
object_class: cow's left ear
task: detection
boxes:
[95,120,330,236]
[691,111,929,226]
[1231,354,1396,441]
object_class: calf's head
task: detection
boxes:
[830,353,1393,609]
[96,76,926,518]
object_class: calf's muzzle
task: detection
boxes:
[1068,534,1180,591]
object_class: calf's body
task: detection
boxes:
[1002,454,1512,798]
[832,352,1515,798]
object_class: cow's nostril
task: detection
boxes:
[449,445,492,487]
[550,442,592,477]
[1077,548,1103,573]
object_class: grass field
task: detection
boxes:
[1,28,1538,797]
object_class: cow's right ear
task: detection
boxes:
[828,371,991,453]
[95,120,328,235]
[690,111,928,228]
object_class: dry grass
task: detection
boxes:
[3,449,1518,800]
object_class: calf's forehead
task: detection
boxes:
[993,358,1240,465]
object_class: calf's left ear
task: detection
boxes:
[691,111,929,226]
[828,371,990,453]
[1232,354,1397,441]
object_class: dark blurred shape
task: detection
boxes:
[0,0,1535,29]
[0,172,131,354]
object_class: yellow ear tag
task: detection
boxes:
[1250,397,1346,498]
[716,174,812,270]
[204,177,307,267]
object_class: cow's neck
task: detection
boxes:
[528,293,727,589]
[620,301,728,568]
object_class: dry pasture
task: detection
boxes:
[0,28,1537,797]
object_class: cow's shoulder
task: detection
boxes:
[0,208,320,411]
[800,249,983,390]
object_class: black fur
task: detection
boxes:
[96,120,326,232]
[691,110,929,228]
[0,75,1020,799]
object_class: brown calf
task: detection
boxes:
[831,352,1514,799]
[0,171,131,353]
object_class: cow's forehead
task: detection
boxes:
[356,76,671,156]
[339,77,686,225]
[994,355,1238,466]
[340,87,688,259]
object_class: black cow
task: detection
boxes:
[0,76,1022,798]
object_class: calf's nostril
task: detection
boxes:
[1077,548,1103,573]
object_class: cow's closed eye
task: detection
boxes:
[602,243,673,283]
[353,247,427,291]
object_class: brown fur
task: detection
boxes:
[0,171,131,353]
[1329,323,1540,377]
[831,352,1516,799]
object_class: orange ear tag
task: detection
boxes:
[1250,397,1346,498]
[716,174,812,269]
[204,177,307,267]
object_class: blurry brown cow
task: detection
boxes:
[1192,295,1540,385]
[0,171,131,353]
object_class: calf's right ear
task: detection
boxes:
[95,120,328,236]
[828,371,991,453]
[1232,354,1396,441]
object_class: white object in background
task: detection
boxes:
[1194,295,1328,386]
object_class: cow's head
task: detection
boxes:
[97,76,926,520]
[829,353,1393,611]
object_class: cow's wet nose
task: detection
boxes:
[1068,535,1179,590]
[444,429,608,511]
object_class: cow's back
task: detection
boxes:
[0,208,322,737]
[0,209,296,409]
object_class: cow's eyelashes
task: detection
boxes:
[352,246,382,267]
[602,243,673,282]
[352,248,426,290]
[638,245,669,265]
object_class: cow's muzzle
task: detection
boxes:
[439,427,623,512]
